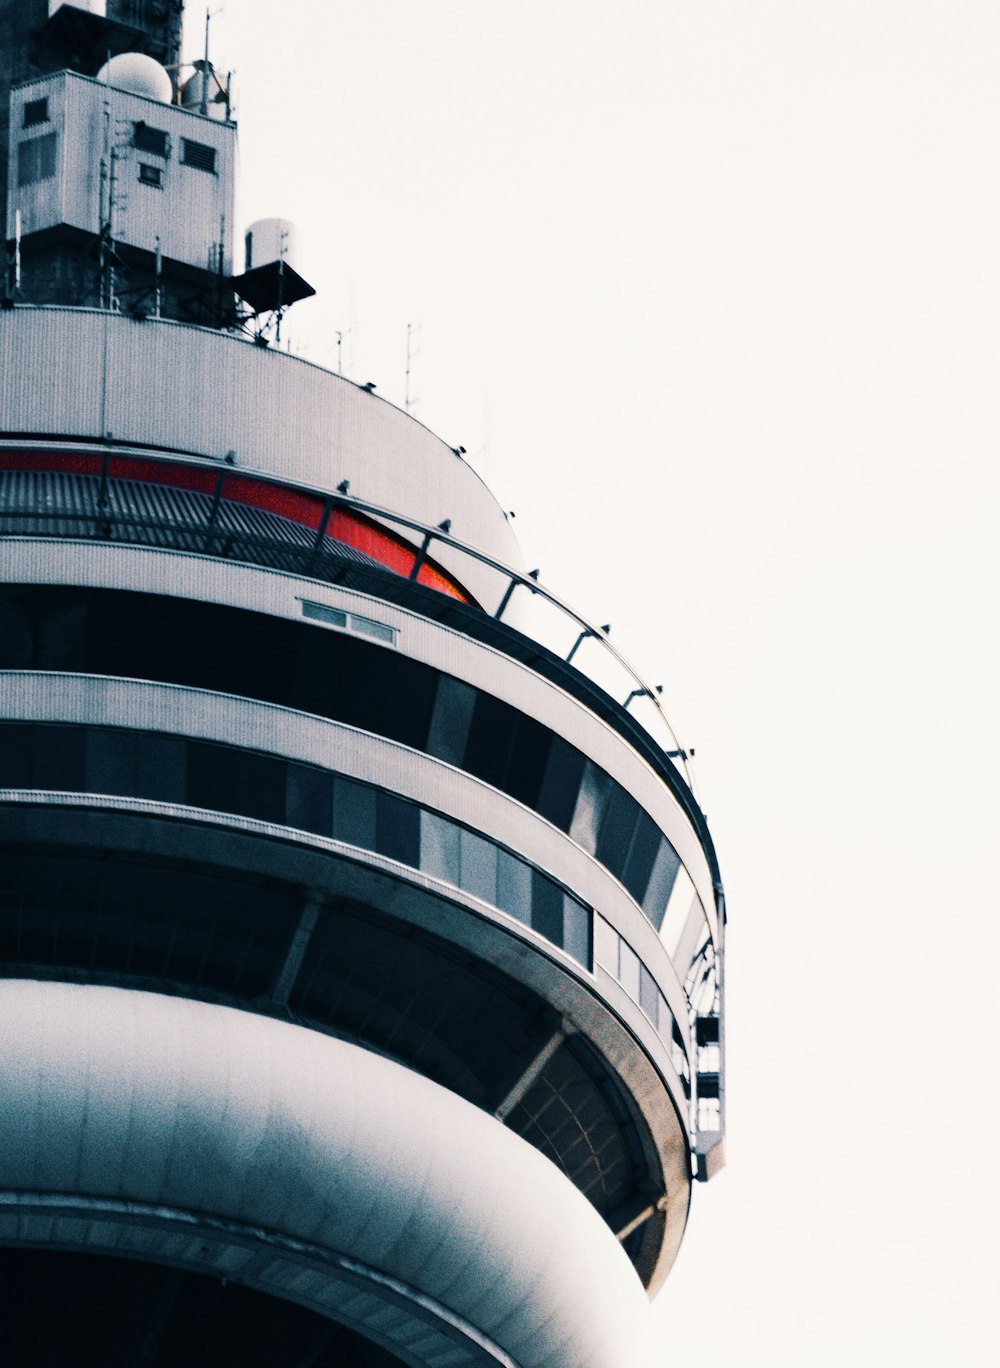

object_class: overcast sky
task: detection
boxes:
[190,4,998,1362]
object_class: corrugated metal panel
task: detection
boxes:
[9,73,237,272]
[0,309,523,592]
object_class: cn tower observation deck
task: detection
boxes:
[0,5,726,1367]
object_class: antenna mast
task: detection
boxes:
[405,321,421,412]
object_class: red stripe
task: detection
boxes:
[0,447,473,603]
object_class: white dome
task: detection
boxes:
[96,52,173,103]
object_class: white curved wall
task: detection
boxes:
[0,308,522,574]
[0,980,663,1368]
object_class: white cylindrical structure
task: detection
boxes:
[0,980,663,1368]
[245,217,302,272]
[180,66,229,119]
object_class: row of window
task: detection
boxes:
[132,121,217,174]
[0,722,592,970]
[16,129,217,192]
[594,914,691,1085]
[0,588,708,951]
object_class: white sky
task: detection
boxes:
[188,3,998,1362]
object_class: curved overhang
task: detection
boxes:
[0,669,693,1044]
[0,791,693,1282]
[0,979,664,1368]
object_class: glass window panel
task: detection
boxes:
[235,751,285,825]
[595,785,640,880]
[621,811,661,905]
[426,676,477,766]
[419,810,461,883]
[33,724,84,790]
[642,837,681,928]
[0,724,34,787]
[463,693,517,790]
[496,850,531,923]
[459,828,498,903]
[657,864,693,954]
[84,728,135,795]
[375,791,420,867]
[619,939,641,1001]
[673,897,708,974]
[135,734,186,804]
[592,915,619,975]
[502,713,551,808]
[285,763,333,836]
[332,776,376,849]
[36,595,88,670]
[0,589,36,669]
[187,740,232,812]
[562,896,591,968]
[536,735,585,832]
[530,870,564,946]
[639,963,659,1025]
[568,760,613,855]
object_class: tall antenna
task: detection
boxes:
[405,321,421,412]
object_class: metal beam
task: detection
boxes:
[268,890,322,1006]
[612,1192,668,1243]
[494,1026,566,1122]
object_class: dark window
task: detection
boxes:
[530,870,564,946]
[463,692,517,790]
[286,763,333,836]
[23,99,48,128]
[426,676,476,766]
[181,137,217,173]
[642,837,681,928]
[17,132,57,187]
[133,122,169,156]
[501,712,551,808]
[32,723,85,791]
[138,163,162,187]
[332,776,376,849]
[621,811,661,905]
[563,896,592,969]
[536,736,585,830]
[135,734,186,803]
[569,760,614,855]
[639,963,659,1024]
[187,742,285,825]
[0,725,33,788]
[375,791,420,867]
[595,785,641,880]
[85,728,138,796]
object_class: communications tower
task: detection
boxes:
[0,5,725,1365]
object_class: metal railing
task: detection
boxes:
[0,441,697,791]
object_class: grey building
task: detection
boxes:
[0,5,725,1365]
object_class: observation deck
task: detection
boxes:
[0,305,725,1368]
